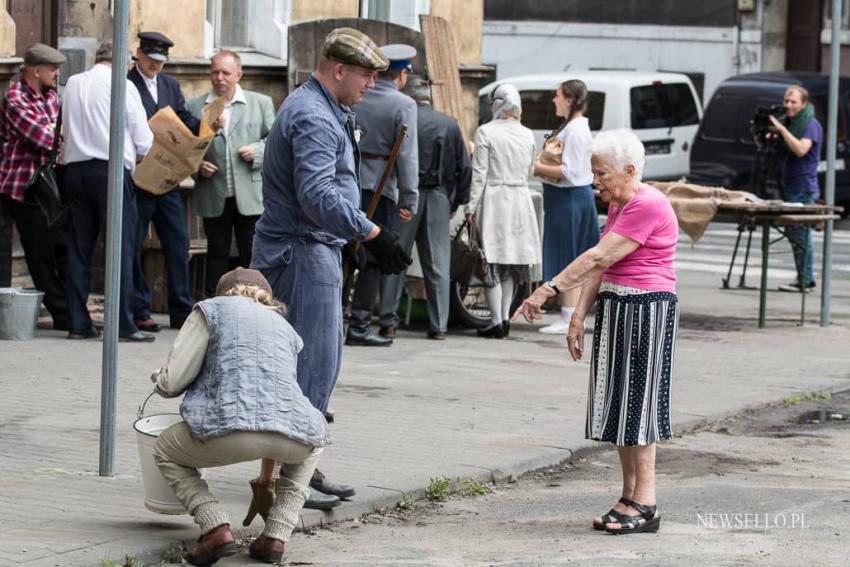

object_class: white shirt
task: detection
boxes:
[550,116,593,188]
[139,72,158,104]
[62,64,154,173]
[205,84,247,198]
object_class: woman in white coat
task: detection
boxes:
[466,83,541,338]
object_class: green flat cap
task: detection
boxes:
[322,27,389,71]
[24,43,66,66]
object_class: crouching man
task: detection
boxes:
[151,267,330,565]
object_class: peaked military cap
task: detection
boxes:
[380,44,416,71]
[322,27,389,71]
[24,43,66,66]
[138,31,174,62]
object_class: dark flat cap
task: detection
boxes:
[323,27,388,72]
[24,43,66,66]
[215,267,273,297]
[137,31,173,61]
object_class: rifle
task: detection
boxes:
[343,124,409,281]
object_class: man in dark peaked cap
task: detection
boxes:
[346,43,419,347]
[128,31,200,333]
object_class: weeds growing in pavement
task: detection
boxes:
[161,541,186,564]
[785,391,832,406]
[99,555,143,567]
[426,476,451,501]
[462,478,493,497]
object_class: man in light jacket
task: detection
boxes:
[187,51,275,297]
[152,268,329,565]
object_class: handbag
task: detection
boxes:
[450,218,493,287]
[538,131,564,166]
[25,111,68,230]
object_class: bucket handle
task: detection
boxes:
[137,390,157,419]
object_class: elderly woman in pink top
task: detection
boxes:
[515,129,679,535]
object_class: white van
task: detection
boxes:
[478,71,703,180]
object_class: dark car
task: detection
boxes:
[689,72,850,207]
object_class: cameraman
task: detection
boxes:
[768,85,822,292]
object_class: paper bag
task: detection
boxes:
[133,101,224,195]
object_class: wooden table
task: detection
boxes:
[710,202,842,327]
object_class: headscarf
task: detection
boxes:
[490,83,522,120]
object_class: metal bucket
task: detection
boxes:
[133,412,187,514]
[0,288,44,340]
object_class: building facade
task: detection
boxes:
[481,0,841,104]
[0,0,486,289]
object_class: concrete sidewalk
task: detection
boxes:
[1,268,849,566]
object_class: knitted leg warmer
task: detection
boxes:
[190,495,230,535]
[263,478,310,541]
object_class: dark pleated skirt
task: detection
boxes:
[585,285,679,446]
[542,183,599,281]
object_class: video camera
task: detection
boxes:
[749,105,785,150]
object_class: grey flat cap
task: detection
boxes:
[24,43,66,66]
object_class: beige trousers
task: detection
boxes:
[153,422,322,540]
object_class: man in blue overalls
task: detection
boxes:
[251,28,410,509]
[128,32,199,332]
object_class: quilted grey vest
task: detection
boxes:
[179,296,331,447]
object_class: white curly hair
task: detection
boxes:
[590,129,646,181]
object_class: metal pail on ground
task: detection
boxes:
[133,412,187,514]
[0,288,44,340]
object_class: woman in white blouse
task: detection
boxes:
[532,80,599,335]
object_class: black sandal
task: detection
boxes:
[592,497,634,531]
[604,501,660,535]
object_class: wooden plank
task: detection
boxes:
[420,15,469,146]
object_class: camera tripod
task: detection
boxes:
[721,143,784,290]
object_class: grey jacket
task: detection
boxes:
[187,88,275,217]
[179,296,331,447]
[352,79,419,213]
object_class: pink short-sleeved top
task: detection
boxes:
[601,184,678,292]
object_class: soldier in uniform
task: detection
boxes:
[128,32,200,332]
[345,44,419,346]
[251,28,410,511]
[381,77,472,340]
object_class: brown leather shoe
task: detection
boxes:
[379,325,396,338]
[249,535,285,564]
[185,524,237,566]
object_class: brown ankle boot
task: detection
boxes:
[243,479,277,526]
[185,524,236,566]
[249,535,285,563]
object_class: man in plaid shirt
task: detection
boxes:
[0,43,69,330]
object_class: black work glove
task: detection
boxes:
[363,226,412,275]
[342,240,366,272]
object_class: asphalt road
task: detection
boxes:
[243,391,850,567]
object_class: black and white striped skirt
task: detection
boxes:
[585,282,679,446]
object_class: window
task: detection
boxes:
[494,89,604,132]
[207,0,250,49]
[360,0,429,30]
[205,0,288,59]
[699,94,743,142]
[630,84,699,130]
[812,93,846,142]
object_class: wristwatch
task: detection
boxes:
[545,279,561,295]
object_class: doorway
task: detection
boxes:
[785,0,824,71]
[7,0,59,54]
